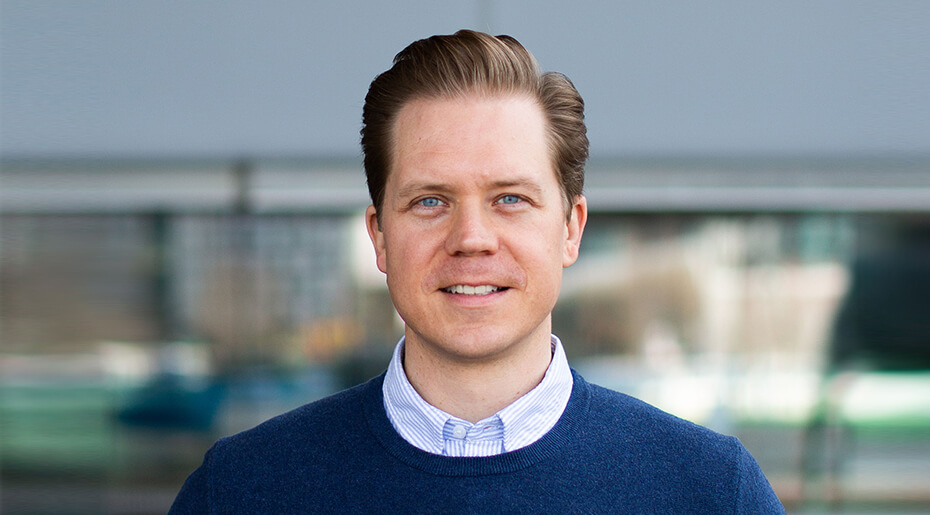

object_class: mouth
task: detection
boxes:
[441,285,509,296]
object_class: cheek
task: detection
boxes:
[529,219,569,259]
[510,227,566,282]
[384,236,431,283]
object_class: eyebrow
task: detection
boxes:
[393,177,546,200]
[489,178,545,197]
[394,181,447,196]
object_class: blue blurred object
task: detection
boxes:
[116,374,225,432]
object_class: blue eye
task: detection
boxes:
[498,195,522,205]
[418,197,442,207]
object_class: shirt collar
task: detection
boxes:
[382,335,574,456]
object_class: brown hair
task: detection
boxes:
[361,30,587,222]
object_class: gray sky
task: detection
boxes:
[2,1,929,158]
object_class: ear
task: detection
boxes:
[562,195,587,268]
[366,205,388,274]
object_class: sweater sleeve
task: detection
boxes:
[734,440,785,514]
[168,443,215,514]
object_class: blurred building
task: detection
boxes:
[3,155,927,363]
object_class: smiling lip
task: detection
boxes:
[441,285,508,296]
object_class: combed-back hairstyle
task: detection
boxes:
[361,30,587,222]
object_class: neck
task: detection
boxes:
[402,331,553,424]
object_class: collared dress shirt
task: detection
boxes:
[382,334,574,457]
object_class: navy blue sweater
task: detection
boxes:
[170,371,784,513]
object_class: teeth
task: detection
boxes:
[445,285,500,295]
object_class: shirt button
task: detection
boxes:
[452,425,467,439]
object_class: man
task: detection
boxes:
[170,30,784,513]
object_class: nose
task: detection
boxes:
[444,203,499,256]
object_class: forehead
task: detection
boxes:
[388,93,554,190]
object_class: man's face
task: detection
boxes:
[366,93,586,364]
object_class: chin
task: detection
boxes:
[410,326,542,363]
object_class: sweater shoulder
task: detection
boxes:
[575,379,766,509]
[213,374,380,458]
[170,376,387,513]
[582,379,740,460]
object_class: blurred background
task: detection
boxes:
[2,1,929,513]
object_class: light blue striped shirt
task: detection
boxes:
[382,335,574,457]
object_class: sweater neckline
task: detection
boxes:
[361,369,591,477]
